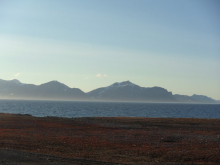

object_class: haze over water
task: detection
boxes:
[0,100,219,119]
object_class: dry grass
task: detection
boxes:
[0,113,220,164]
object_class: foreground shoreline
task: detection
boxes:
[0,113,220,164]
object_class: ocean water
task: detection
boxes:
[0,100,220,119]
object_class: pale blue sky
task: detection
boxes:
[0,0,220,99]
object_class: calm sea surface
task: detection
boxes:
[0,100,220,119]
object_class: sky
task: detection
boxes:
[0,0,220,100]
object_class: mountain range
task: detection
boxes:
[0,79,219,103]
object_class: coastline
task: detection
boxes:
[0,113,220,164]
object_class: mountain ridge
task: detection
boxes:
[0,79,219,103]
[0,79,86,101]
[87,81,175,102]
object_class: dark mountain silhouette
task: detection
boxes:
[87,81,176,102]
[34,81,86,100]
[191,94,217,103]
[174,94,198,103]
[0,79,86,101]
[173,94,218,103]
[0,79,219,103]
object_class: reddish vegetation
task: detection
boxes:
[0,113,220,164]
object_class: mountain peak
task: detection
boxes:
[111,80,135,87]
[191,94,215,103]
[11,79,23,85]
[121,80,132,84]
[0,79,23,85]
[40,80,70,89]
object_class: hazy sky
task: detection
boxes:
[0,0,220,99]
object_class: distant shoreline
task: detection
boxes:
[1,98,220,104]
[2,112,220,119]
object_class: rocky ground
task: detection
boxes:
[0,113,219,164]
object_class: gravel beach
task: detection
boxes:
[0,113,219,164]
